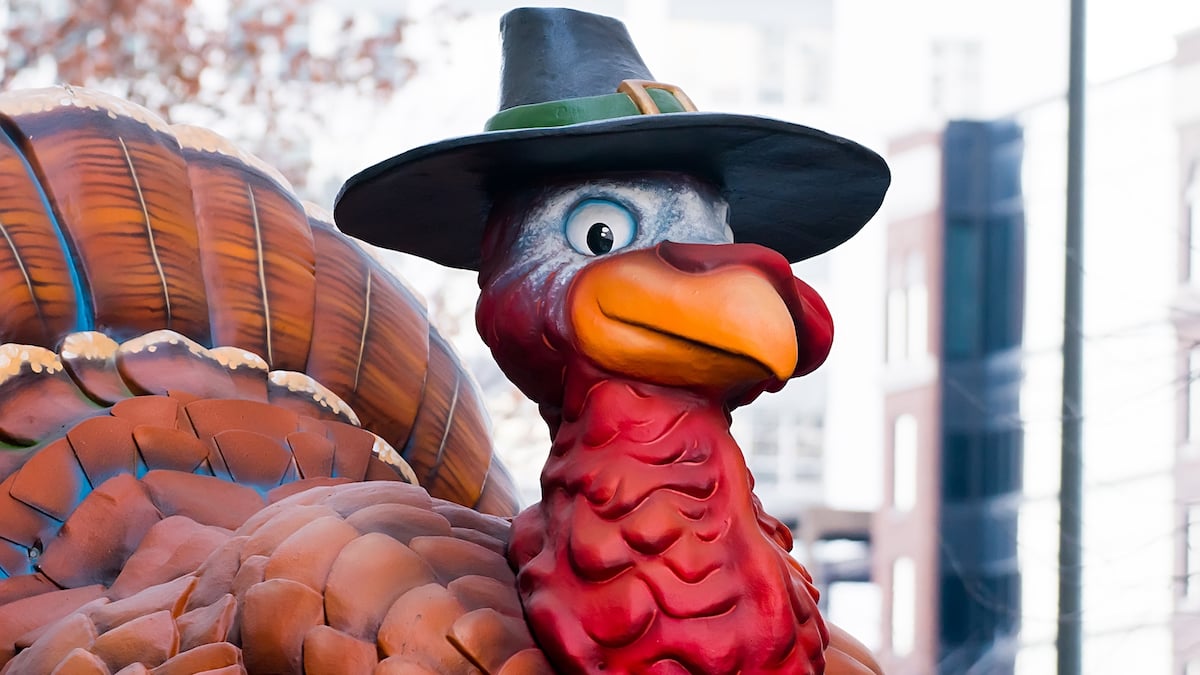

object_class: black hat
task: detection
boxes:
[334,7,890,271]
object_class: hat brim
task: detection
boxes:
[334,112,890,270]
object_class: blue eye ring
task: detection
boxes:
[564,199,637,256]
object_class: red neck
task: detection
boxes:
[508,374,829,674]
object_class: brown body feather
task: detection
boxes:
[0,87,515,515]
[0,322,531,674]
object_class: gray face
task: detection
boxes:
[492,173,733,293]
[476,172,737,404]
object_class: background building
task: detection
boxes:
[1173,26,1200,675]
[877,48,1189,675]
[877,121,1025,674]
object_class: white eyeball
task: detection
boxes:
[564,199,637,256]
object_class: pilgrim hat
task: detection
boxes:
[334,7,890,271]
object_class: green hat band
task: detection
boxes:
[485,88,689,132]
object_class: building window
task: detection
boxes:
[1190,347,1200,445]
[891,557,916,656]
[749,408,780,483]
[797,42,830,106]
[930,40,981,117]
[886,284,907,362]
[892,415,918,511]
[757,26,786,104]
[906,253,928,358]
[1188,504,1200,601]
[1188,166,1200,281]
[790,419,823,482]
[742,410,822,485]
[886,252,928,364]
[826,581,881,652]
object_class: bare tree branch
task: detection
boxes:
[1,0,421,195]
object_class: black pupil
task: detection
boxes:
[587,222,614,254]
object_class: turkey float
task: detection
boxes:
[0,7,889,675]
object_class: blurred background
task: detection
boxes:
[4,0,1200,672]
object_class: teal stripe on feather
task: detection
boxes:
[0,125,93,331]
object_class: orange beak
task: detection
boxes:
[566,242,813,390]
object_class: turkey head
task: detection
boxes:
[476,172,834,417]
[476,172,845,674]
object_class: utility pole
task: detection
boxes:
[1057,0,1086,672]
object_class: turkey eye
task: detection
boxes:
[564,199,636,256]
[587,223,614,253]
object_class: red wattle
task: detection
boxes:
[509,375,828,674]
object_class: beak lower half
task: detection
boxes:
[567,242,826,390]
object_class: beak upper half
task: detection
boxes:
[566,242,831,392]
